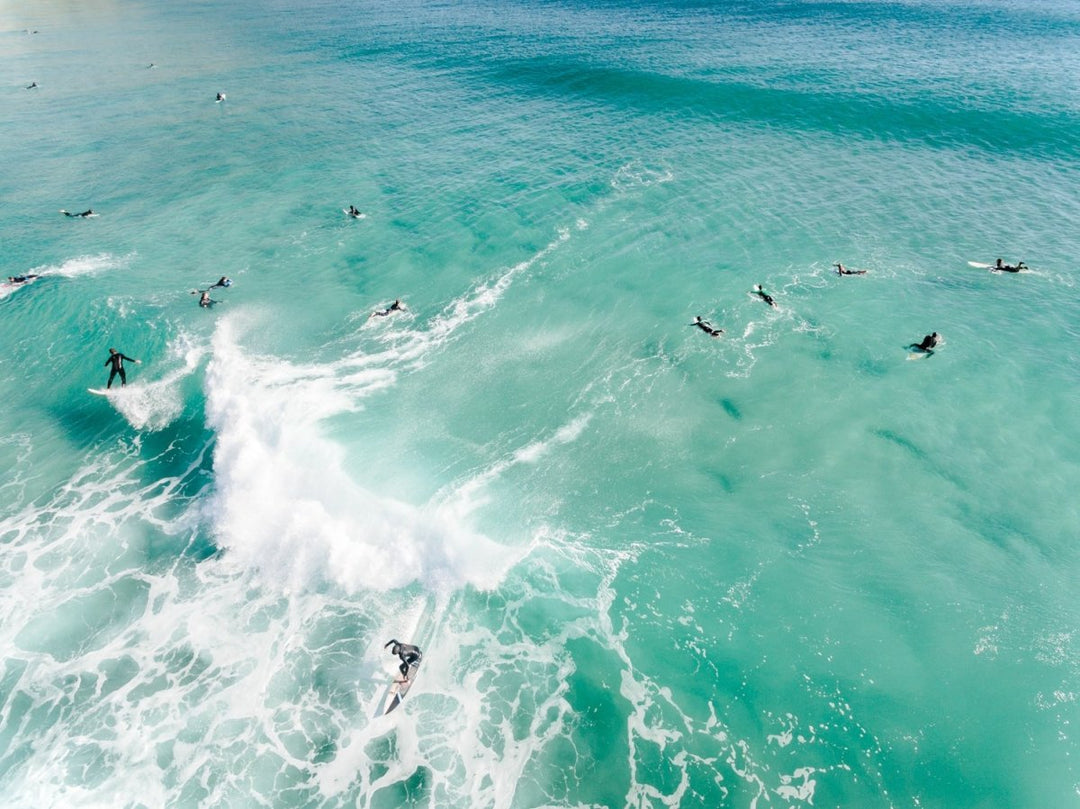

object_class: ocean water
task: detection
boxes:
[2,0,1079,806]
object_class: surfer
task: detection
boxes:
[992,258,1026,273]
[209,276,232,289]
[26,82,37,89]
[7,274,39,285]
[62,209,94,218]
[384,639,422,682]
[372,299,404,317]
[216,92,226,102]
[752,284,776,307]
[834,263,866,276]
[909,332,940,353]
[690,316,723,336]
[104,348,140,388]
[347,205,363,219]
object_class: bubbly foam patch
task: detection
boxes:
[203,314,522,594]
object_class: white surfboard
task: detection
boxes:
[88,388,111,396]
[377,660,421,716]
[968,261,993,269]
[343,208,367,220]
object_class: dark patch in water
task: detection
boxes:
[720,398,742,421]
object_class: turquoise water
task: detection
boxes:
[2,0,1080,805]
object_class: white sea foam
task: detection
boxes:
[203,314,521,594]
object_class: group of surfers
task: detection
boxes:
[689,258,1025,355]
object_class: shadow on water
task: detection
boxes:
[870,427,967,491]
[720,398,742,421]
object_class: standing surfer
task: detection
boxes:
[104,348,140,388]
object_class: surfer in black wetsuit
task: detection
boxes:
[26,82,37,89]
[909,332,940,353]
[993,258,1026,273]
[62,209,94,218]
[7,274,39,285]
[834,263,866,276]
[372,299,404,317]
[104,348,139,388]
[347,205,363,218]
[209,276,232,289]
[752,284,777,307]
[690,316,723,336]
[384,639,422,682]
[216,92,226,102]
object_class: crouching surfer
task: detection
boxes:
[384,639,422,683]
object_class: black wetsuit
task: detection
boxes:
[692,317,723,336]
[385,640,422,679]
[754,287,776,307]
[8,274,38,284]
[374,300,403,317]
[105,352,137,388]
[911,334,939,352]
[64,209,93,218]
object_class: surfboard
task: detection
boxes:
[342,208,367,220]
[968,261,993,269]
[60,210,98,218]
[377,660,421,716]
[88,388,111,396]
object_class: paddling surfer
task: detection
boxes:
[992,258,1026,273]
[372,299,404,317]
[834,263,866,276]
[752,284,776,307]
[691,316,723,336]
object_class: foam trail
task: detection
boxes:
[204,314,522,594]
[349,228,572,376]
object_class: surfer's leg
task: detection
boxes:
[118,368,127,387]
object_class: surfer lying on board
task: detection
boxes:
[372,299,404,317]
[209,276,232,289]
[752,284,777,307]
[834,263,867,275]
[690,316,723,336]
[7,274,39,285]
[385,639,422,682]
[993,258,1026,273]
[62,209,94,218]
[104,348,140,388]
[909,332,940,353]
